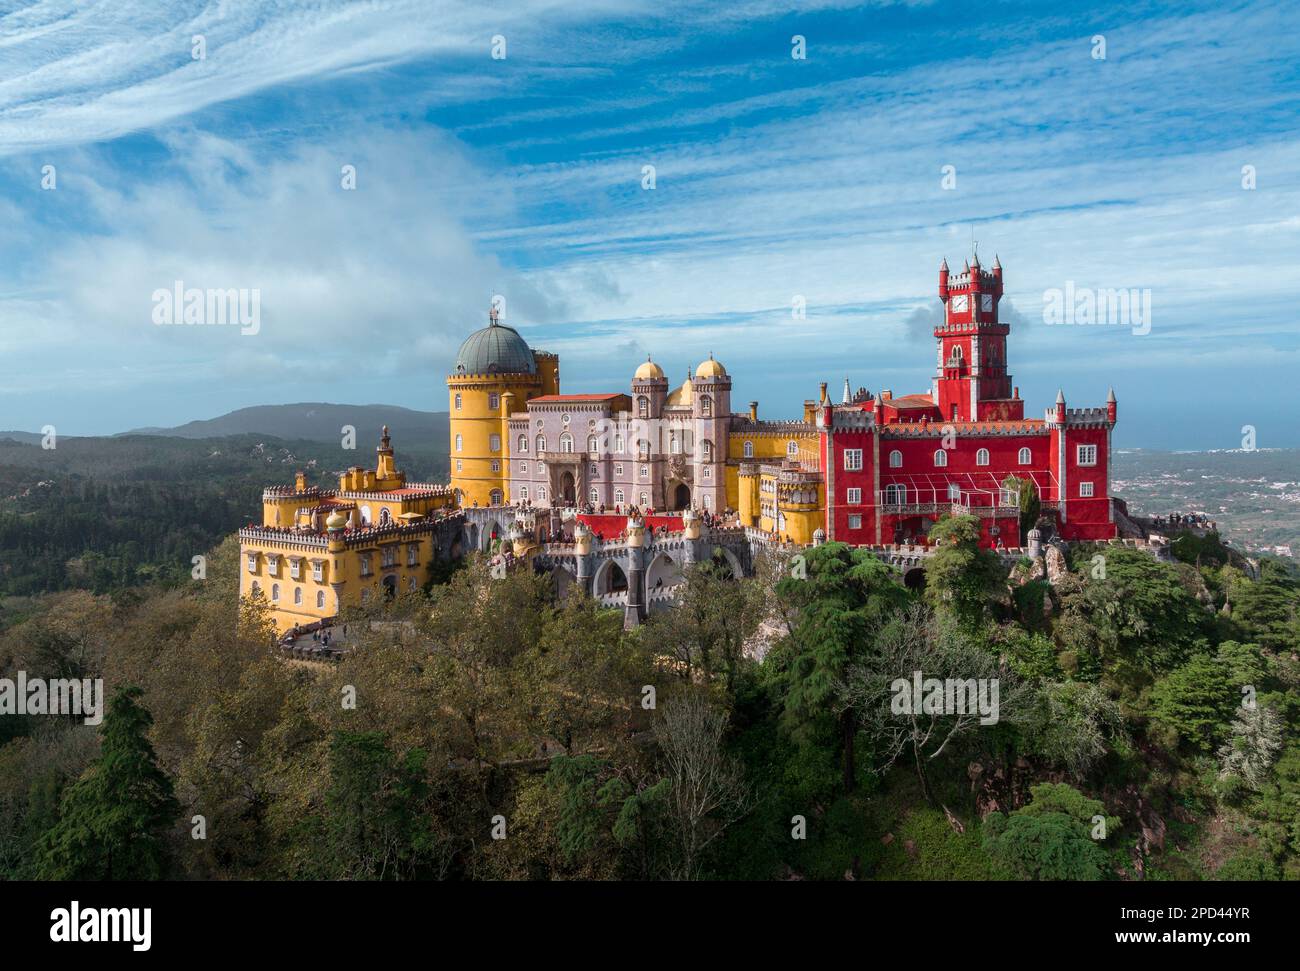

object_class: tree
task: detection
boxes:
[982,783,1118,881]
[773,543,908,792]
[1149,654,1237,753]
[36,686,181,880]
[654,691,753,880]
[842,603,1029,805]
[324,730,452,880]
[925,514,1006,628]
[1217,704,1283,792]
[1002,474,1041,542]
[645,560,761,690]
[1020,681,1127,779]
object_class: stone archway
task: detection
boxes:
[382,574,398,600]
[593,559,629,596]
[561,471,576,505]
[903,567,927,591]
[672,482,691,511]
[709,545,744,579]
[646,552,682,599]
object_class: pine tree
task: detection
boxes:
[36,686,180,880]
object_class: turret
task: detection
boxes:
[939,257,949,299]
[1055,388,1067,423]
[1107,386,1117,423]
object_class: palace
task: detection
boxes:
[449,252,1116,547]
[240,254,1118,633]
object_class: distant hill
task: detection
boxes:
[123,402,449,448]
[0,432,43,445]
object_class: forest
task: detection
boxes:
[0,511,1296,881]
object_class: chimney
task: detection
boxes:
[749,401,758,422]
[294,471,307,492]
[819,382,828,405]
[881,389,892,401]
[1013,386,1019,399]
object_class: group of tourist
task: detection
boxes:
[1151,512,1217,531]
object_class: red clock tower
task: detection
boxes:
[934,252,1022,423]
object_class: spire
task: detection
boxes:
[993,253,1001,269]
[1107,386,1116,403]
[1055,388,1066,405]
[842,377,851,404]
[940,257,948,271]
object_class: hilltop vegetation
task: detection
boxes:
[1,515,1296,881]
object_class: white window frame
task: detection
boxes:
[1018,447,1032,465]
[933,449,948,467]
[1077,444,1098,466]
[1079,481,1094,497]
[846,487,862,504]
[889,450,902,468]
[844,449,863,471]
[976,448,990,466]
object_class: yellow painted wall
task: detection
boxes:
[448,371,541,507]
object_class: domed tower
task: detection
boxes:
[447,305,558,508]
[631,356,668,421]
[691,353,731,515]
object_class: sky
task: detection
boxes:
[1,0,1298,449]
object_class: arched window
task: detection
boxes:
[536,435,546,453]
[786,441,799,456]
[639,492,649,507]
[294,588,303,605]
[933,449,948,467]
[638,396,649,418]
[559,433,573,453]
[700,395,713,417]
[360,505,372,524]
[587,435,598,453]
[703,494,713,510]
[537,487,547,501]
[702,440,713,461]
[520,486,529,502]
[953,345,964,359]
[490,489,503,506]
[250,581,261,597]
[589,488,599,503]
[976,448,990,466]
[1018,447,1031,465]
[615,489,625,504]
[316,590,326,608]
[271,583,280,602]
[518,434,528,452]
[455,434,463,452]
[379,508,391,524]
[743,441,753,458]
[889,450,902,468]
[885,483,907,505]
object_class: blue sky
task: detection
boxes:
[1,0,1298,449]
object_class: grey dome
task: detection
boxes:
[454,321,535,375]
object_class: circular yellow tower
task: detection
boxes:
[447,306,558,507]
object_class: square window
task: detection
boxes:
[848,514,862,530]
[1077,444,1098,466]
[844,449,863,471]
[1079,481,1094,497]
[846,487,862,504]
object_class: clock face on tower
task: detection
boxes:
[950,294,968,313]
[981,293,993,312]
